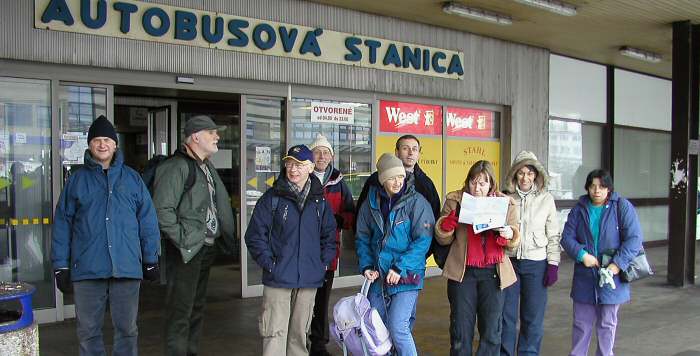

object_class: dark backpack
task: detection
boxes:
[141,153,197,196]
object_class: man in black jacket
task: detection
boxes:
[356,134,441,222]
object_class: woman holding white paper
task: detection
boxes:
[434,160,520,356]
[501,151,561,356]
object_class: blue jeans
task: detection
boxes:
[73,278,141,356]
[447,266,504,356]
[367,288,420,356]
[501,259,548,356]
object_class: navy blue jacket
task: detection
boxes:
[356,175,434,296]
[561,192,643,305]
[52,150,161,281]
[245,173,336,288]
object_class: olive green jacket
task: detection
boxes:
[152,148,236,263]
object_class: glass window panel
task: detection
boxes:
[0,77,54,309]
[549,55,607,123]
[59,86,107,170]
[290,98,372,199]
[548,119,603,200]
[245,97,285,287]
[289,98,372,278]
[635,205,668,242]
[614,69,672,131]
[613,128,670,198]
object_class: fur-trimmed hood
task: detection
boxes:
[504,150,549,193]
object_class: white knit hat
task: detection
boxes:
[309,134,334,156]
[377,153,406,185]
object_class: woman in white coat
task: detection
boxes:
[500,151,561,356]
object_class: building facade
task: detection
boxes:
[4,0,675,324]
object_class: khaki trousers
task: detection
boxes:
[260,286,317,356]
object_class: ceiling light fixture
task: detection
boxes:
[513,0,577,16]
[619,46,662,63]
[442,2,513,26]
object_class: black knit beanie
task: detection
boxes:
[87,115,118,145]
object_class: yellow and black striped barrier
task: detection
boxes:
[0,218,51,226]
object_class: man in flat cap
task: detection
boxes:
[52,115,161,355]
[152,115,236,356]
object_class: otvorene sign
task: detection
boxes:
[34,0,465,80]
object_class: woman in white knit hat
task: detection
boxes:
[355,153,435,356]
[500,150,561,356]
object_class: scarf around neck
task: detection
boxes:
[466,227,507,268]
[287,178,311,210]
[516,184,537,198]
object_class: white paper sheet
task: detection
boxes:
[458,193,509,233]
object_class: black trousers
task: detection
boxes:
[164,241,218,356]
[309,270,335,352]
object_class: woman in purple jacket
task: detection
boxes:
[560,169,643,356]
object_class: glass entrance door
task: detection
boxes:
[57,82,112,319]
[148,106,170,158]
[240,95,285,297]
[0,77,54,315]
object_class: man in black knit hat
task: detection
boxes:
[52,115,161,356]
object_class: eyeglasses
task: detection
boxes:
[398,145,421,153]
[284,162,307,170]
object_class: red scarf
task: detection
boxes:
[466,226,507,268]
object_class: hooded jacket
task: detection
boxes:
[504,152,561,264]
[245,172,337,289]
[355,174,434,296]
[561,192,643,305]
[434,190,520,289]
[52,150,160,281]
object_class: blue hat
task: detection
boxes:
[283,145,313,164]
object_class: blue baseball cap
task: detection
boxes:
[283,145,314,164]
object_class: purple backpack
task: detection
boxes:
[329,279,392,356]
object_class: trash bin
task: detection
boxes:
[0,282,39,356]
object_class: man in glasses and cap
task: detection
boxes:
[152,115,236,356]
[245,144,336,356]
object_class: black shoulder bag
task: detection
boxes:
[616,200,653,283]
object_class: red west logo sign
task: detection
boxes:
[445,107,495,138]
[379,101,442,135]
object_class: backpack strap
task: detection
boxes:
[271,195,279,215]
[183,158,198,194]
[268,195,280,245]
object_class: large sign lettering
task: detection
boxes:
[35,0,465,79]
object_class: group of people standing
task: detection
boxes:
[51,114,643,356]
[52,115,237,356]
[245,132,643,356]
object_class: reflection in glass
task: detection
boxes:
[613,128,670,199]
[245,97,285,286]
[633,205,668,242]
[58,85,108,306]
[547,119,603,200]
[0,77,54,309]
[290,99,372,278]
[290,99,372,199]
